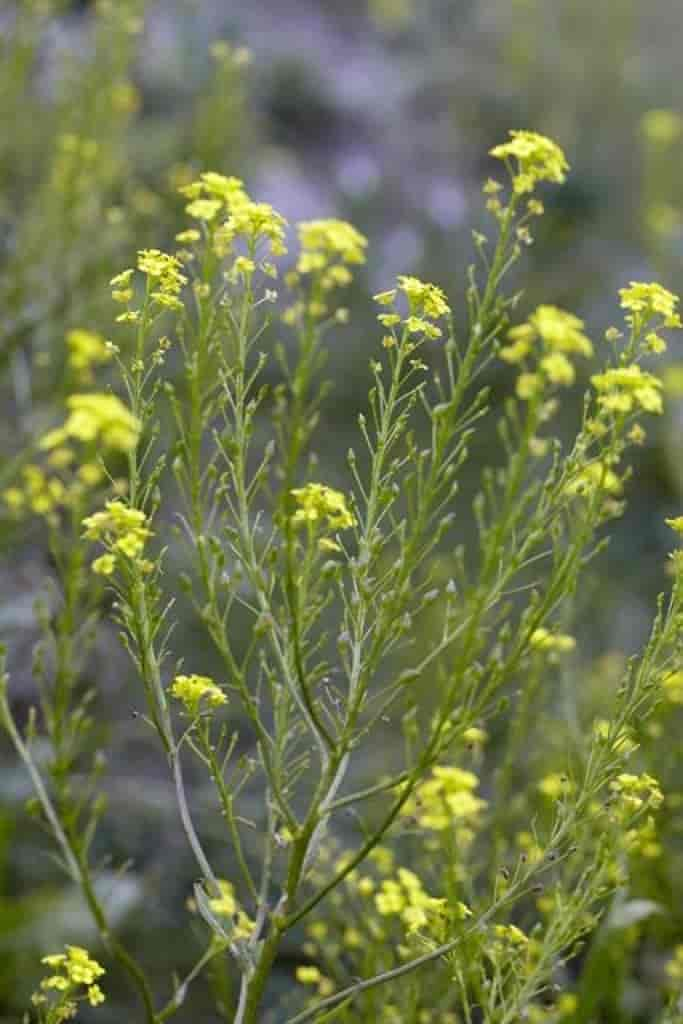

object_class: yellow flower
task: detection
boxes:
[665,516,683,534]
[2,487,24,511]
[501,307,592,389]
[67,329,111,373]
[298,219,368,268]
[609,772,663,814]
[36,946,106,1010]
[185,198,223,221]
[494,923,529,946]
[530,305,593,357]
[170,674,227,715]
[397,275,450,319]
[374,288,397,306]
[92,554,116,576]
[591,365,663,415]
[463,726,487,747]
[403,315,442,339]
[87,984,105,1006]
[516,372,543,400]
[640,109,683,146]
[403,765,486,832]
[540,352,575,386]
[530,627,576,653]
[619,281,681,328]
[296,965,322,984]
[319,537,342,553]
[83,501,152,575]
[291,483,356,531]
[661,670,683,703]
[175,228,201,244]
[40,394,141,454]
[538,772,574,800]
[565,462,622,498]
[499,337,531,364]
[490,131,569,193]
[78,463,104,487]
[137,249,187,296]
[114,530,148,558]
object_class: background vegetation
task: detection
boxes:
[2,1,683,1020]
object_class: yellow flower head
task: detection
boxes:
[565,462,623,498]
[37,946,106,1010]
[402,765,487,832]
[83,500,148,540]
[67,329,112,373]
[170,673,227,715]
[591,364,663,416]
[490,131,569,194]
[298,219,367,268]
[666,516,683,535]
[185,198,223,222]
[296,965,323,985]
[40,394,141,454]
[609,772,663,815]
[137,249,187,296]
[82,500,152,575]
[538,772,574,800]
[640,109,683,146]
[397,275,450,319]
[619,281,681,329]
[180,174,289,260]
[530,628,576,653]
[291,483,356,532]
[530,305,593,356]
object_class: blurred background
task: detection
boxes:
[2,0,683,1019]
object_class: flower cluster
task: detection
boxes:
[295,965,335,998]
[375,866,469,936]
[666,515,683,535]
[619,281,681,329]
[283,218,368,323]
[31,945,105,1020]
[538,772,574,800]
[112,249,189,319]
[640,109,683,146]
[290,483,356,542]
[624,814,661,859]
[66,329,112,379]
[206,879,253,940]
[591,365,663,416]
[374,274,451,341]
[608,772,664,817]
[170,673,227,716]
[489,130,569,194]
[297,219,368,280]
[529,628,576,656]
[402,765,487,837]
[40,393,141,454]
[500,305,593,397]
[82,499,153,576]
[137,249,187,310]
[660,669,683,704]
[181,172,287,257]
[565,461,623,499]
[3,466,67,523]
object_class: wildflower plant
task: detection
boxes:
[2,128,683,1024]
